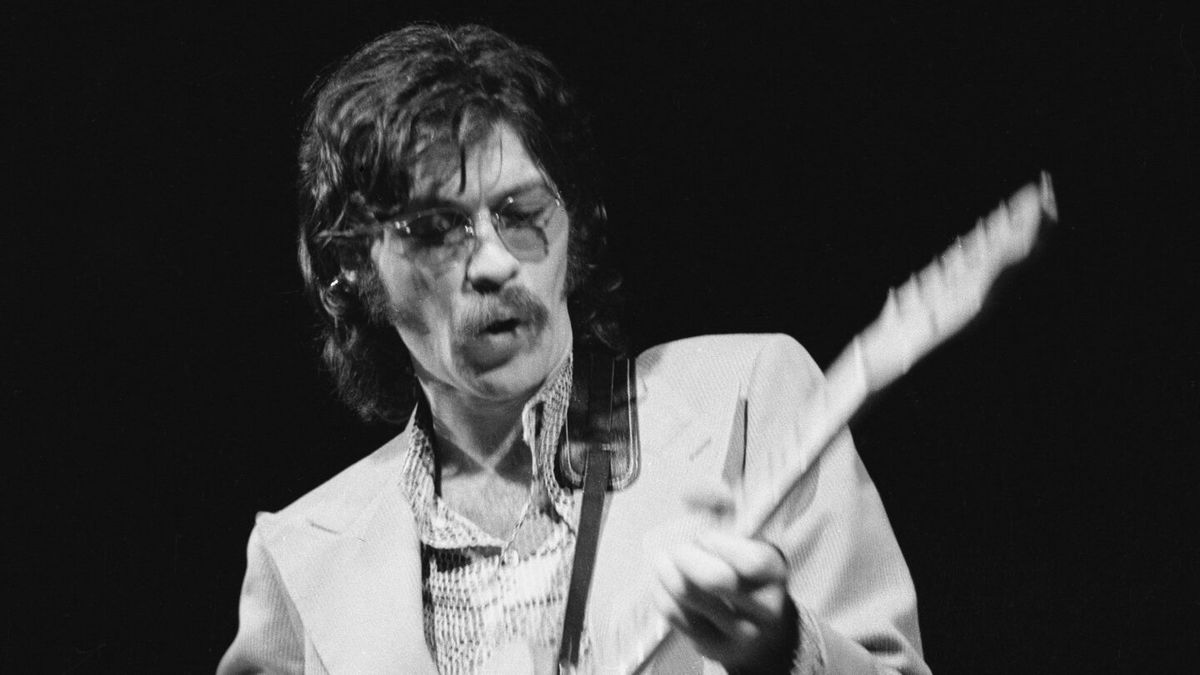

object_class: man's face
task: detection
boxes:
[368,122,572,404]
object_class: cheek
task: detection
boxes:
[557,259,571,301]
[389,270,437,334]
[392,261,476,342]
[368,249,435,333]
[550,237,572,300]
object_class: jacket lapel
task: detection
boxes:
[266,429,438,674]
[304,484,434,674]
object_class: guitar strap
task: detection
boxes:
[557,351,639,669]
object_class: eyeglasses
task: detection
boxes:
[317,186,563,264]
[384,187,562,263]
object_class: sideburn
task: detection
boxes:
[357,266,431,335]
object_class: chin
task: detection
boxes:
[448,318,571,402]
[455,347,554,402]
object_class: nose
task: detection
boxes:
[465,212,520,292]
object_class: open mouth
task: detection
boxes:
[460,313,529,367]
[482,318,521,335]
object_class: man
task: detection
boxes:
[221,24,928,674]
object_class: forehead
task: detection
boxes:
[409,123,546,206]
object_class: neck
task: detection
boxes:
[416,377,536,480]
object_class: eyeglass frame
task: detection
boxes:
[393,192,561,254]
[317,189,564,263]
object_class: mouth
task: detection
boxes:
[460,315,530,370]
[480,317,521,336]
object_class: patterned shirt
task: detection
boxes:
[398,354,587,673]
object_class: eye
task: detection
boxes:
[403,210,469,245]
[500,209,543,228]
[497,194,559,230]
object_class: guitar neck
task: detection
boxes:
[616,173,1057,674]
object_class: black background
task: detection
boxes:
[6,1,1197,672]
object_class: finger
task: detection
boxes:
[692,532,789,624]
[657,547,745,634]
[674,541,742,596]
[697,531,789,588]
[671,544,782,647]
[655,565,765,661]
[653,554,738,641]
[653,579,730,646]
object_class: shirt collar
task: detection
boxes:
[399,351,577,546]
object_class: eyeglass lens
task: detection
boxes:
[398,190,560,261]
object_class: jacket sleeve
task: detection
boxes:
[218,519,306,674]
[741,335,929,675]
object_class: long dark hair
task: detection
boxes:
[297,24,621,424]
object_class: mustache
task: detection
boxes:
[454,286,550,339]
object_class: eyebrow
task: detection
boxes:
[405,178,553,213]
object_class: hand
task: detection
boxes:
[652,483,799,673]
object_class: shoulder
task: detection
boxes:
[636,333,823,397]
[256,427,412,541]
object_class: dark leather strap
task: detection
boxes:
[557,353,635,669]
[561,351,640,491]
[557,435,611,668]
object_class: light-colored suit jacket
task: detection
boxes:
[219,334,929,674]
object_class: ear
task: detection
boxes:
[326,266,361,297]
[334,248,371,285]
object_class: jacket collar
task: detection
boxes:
[303,429,410,535]
[263,425,438,673]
